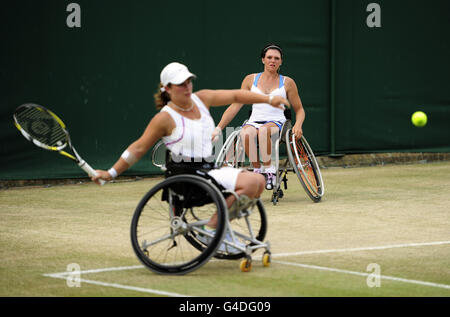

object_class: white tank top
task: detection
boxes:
[248,73,287,122]
[161,93,215,158]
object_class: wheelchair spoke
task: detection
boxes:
[286,131,324,202]
[131,174,227,274]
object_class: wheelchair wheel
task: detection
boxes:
[286,130,324,202]
[215,129,245,168]
[130,174,227,275]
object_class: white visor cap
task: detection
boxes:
[160,62,196,86]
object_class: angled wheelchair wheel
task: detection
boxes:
[130,174,227,275]
[286,130,324,202]
[215,129,245,168]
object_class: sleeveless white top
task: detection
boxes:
[161,94,215,158]
[248,73,287,122]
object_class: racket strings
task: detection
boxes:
[152,142,167,167]
[15,107,67,147]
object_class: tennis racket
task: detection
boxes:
[151,140,168,171]
[13,103,105,185]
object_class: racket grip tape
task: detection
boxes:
[79,160,106,186]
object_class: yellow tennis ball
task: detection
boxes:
[411,111,427,127]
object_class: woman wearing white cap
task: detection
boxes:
[92,62,290,227]
[212,44,305,190]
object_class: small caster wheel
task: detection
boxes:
[240,258,252,272]
[262,252,271,267]
[272,194,278,205]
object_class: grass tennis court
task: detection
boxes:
[1,161,449,297]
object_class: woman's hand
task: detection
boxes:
[292,122,303,140]
[269,95,290,109]
[91,170,112,185]
[211,126,222,142]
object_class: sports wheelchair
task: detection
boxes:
[215,109,324,204]
[130,146,271,275]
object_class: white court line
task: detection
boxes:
[43,265,145,278]
[43,273,190,297]
[273,260,450,290]
[43,240,450,295]
[43,240,450,276]
[271,240,450,258]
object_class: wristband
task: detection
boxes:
[108,167,118,179]
[268,95,274,105]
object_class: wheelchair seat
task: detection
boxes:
[162,150,228,208]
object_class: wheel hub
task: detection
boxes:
[170,217,188,233]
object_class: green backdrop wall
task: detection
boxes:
[334,0,450,154]
[1,0,449,180]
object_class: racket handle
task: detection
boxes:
[79,160,106,186]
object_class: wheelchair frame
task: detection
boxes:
[130,146,271,275]
[215,117,325,204]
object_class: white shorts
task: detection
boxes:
[243,119,286,131]
[208,166,243,191]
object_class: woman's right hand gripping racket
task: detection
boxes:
[13,103,106,185]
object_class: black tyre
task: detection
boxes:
[130,174,227,274]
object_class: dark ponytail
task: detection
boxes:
[154,83,171,110]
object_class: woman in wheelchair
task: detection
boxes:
[212,44,306,190]
[91,61,289,225]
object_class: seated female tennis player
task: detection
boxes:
[212,44,305,190]
[92,62,289,228]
